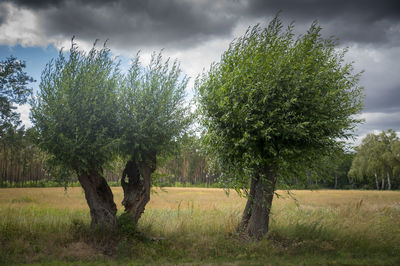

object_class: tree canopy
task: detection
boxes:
[196,16,364,239]
[31,41,120,176]
[119,52,189,160]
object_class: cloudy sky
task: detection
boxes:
[0,0,399,144]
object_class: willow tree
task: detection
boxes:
[31,42,120,228]
[118,53,189,224]
[349,130,400,190]
[196,17,363,239]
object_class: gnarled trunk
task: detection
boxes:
[121,153,156,224]
[239,166,276,240]
[78,168,117,228]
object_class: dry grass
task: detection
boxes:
[0,186,245,211]
[0,187,399,264]
[3,187,397,210]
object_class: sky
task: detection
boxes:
[0,0,399,145]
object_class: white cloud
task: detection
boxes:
[0,3,44,47]
[16,104,32,128]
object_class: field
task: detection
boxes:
[0,187,399,265]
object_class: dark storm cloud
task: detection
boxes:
[0,3,8,25]
[4,0,64,9]
[4,0,400,49]
[247,0,400,21]
[5,0,243,50]
[246,0,400,46]
[364,86,400,113]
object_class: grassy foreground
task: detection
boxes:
[0,187,399,265]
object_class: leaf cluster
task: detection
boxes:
[118,52,190,161]
[31,41,121,175]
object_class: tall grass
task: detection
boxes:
[0,188,399,264]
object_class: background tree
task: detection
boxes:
[31,41,120,228]
[196,17,364,239]
[0,56,34,132]
[315,151,354,189]
[0,126,47,186]
[349,130,400,190]
[348,134,380,189]
[156,134,216,187]
[118,52,190,224]
[280,150,355,190]
[379,129,399,190]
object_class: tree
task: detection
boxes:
[349,134,381,189]
[31,41,120,228]
[349,130,400,190]
[196,17,363,239]
[379,129,399,190]
[118,52,190,224]
[0,56,34,132]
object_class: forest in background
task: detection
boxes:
[1,125,399,190]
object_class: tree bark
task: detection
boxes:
[78,168,117,228]
[374,173,379,190]
[239,166,276,240]
[121,152,156,224]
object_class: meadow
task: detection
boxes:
[0,187,399,265]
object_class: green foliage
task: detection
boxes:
[0,126,48,185]
[117,213,137,238]
[0,56,35,131]
[118,52,190,161]
[196,16,364,191]
[31,40,121,177]
[295,150,355,189]
[349,129,400,189]
[156,134,218,186]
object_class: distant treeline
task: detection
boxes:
[0,126,399,190]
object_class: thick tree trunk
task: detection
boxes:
[78,168,117,228]
[121,153,156,224]
[239,166,276,240]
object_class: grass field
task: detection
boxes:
[0,187,399,265]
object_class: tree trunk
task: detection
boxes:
[121,152,156,225]
[239,166,276,240]
[78,168,117,228]
[386,172,391,190]
[374,173,379,190]
[334,173,338,189]
[381,176,385,190]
